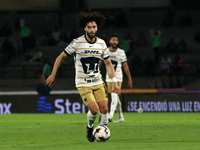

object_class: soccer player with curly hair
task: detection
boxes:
[46,11,120,142]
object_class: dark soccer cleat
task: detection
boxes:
[108,117,112,122]
[86,126,94,142]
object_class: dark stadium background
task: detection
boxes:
[0,0,200,114]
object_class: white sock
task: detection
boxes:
[87,111,97,128]
[99,113,108,126]
[109,93,118,119]
[116,97,124,118]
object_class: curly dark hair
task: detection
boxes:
[78,11,106,29]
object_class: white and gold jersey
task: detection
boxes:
[106,48,127,82]
[64,35,109,87]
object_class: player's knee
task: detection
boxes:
[100,106,108,114]
[90,108,99,115]
[107,89,111,93]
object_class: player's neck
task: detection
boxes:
[85,34,96,43]
[110,47,117,52]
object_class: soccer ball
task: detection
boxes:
[93,125,110,142]
[137,108,143,113]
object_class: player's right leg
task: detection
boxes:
[93,83,109,126]
[77,86,99,142]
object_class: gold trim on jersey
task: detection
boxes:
[74,41,87,43]
[77,74,101,79]
[77,54,102,57]
[64,48,72,54]
[73,40,105,45]
[96,42,106,45]
[102,48,107,51]
[77,48,105,50]
[110,51,125,54]
[110,54,126,56]
[69,44,77,50]
[77,70,100,74]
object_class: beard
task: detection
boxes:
[86,31,96,39]
[110,43,118,48]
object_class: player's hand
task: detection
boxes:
[46,75,55,87]
[127,78,133,88]
[113,82,121,95]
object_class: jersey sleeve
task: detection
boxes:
[121,51,127,63]
[64,39,77,56]
[102,46,110,60]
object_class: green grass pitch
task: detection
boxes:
[0,113,200,150]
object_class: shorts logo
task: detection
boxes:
[84,98,87,102]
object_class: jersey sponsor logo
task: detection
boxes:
[84,50,101,54]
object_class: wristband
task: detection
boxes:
[112,77,117,82]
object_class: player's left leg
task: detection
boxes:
[93,83,109,126]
